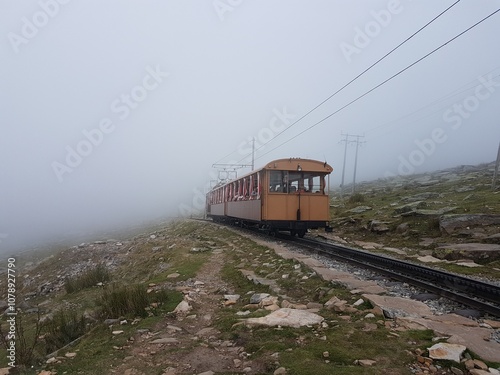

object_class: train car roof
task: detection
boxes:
[209,158,333,191]
[262,158,333,173]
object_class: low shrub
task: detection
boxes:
[65,264,111,293]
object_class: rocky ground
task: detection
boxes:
[329,162,500,278]
[0,162,499,375]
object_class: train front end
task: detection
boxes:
[262,158,333,237]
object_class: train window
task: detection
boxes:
[269,171,327,194]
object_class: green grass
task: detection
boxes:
[43,309,88,355]
[65,263,111,293]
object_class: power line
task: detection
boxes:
[365,70,500,138]
[248,7,500,164]
[215,0,461,165]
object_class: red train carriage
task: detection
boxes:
[206,158,333,237]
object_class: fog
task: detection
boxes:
[1,1,499,253]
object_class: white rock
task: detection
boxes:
[173,300,192,315]
[242,308,323,328]
[428,343,466,363]
[353,298,365,306]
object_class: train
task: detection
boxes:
[206,158,333,237]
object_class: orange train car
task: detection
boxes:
[206,158,333,237]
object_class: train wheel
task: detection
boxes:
[297,229,306,238]
[290,230,297,237]
[266,228,277,237]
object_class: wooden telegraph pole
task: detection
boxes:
[493,141,500,190]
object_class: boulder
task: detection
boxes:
[427,343,466,363]
[369,220,390,233]
[401,207,457,217]
[433,243,500,262]
[362,294,433,319]
[439,214,500,234]
[241,308,323,328]
[348,206,372,214]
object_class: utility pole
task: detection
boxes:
[351,134,365,194]
[251,137,255,171]
[493,141,500,190]
[339,133,365,196]
[339,133,349,198]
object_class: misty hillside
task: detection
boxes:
[324,161,500,277]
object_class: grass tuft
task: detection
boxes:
[43,309,88,355]
[64,264,111,293]
[97,284,150,319]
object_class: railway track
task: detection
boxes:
[196,220,500,318]
[196,219,500,318]
[281,234,500,318]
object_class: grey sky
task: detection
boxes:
[1,1,499,252]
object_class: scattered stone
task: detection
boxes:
[224,294,240,305]
[434,243,500,262]
[468,370,491,375]
[249,293,270,304]
[173,300,192,315]
[369,220,390,233]
[167,272,181,279]
[353,298,364,306]
[348,206,372,214]
[427,343,466,363]
[241,308,323,328]
[150,337,179,344]
[455,260,482,268]
[455,185,475,193]
[394,201,426,215]
[353,240,383,250]
[112,330,124,335]
[417,255,447,263]
[191,247,209,253]
[483,233,500,244]
[273,367,287,375]
[402,192,441,202]
[450,367,464,375]
[362,294,433,318]
[396,223,410,233]
[401,206,458,217]
[356,359,377,367]
[65,352,77,358]
[439,214,500,234]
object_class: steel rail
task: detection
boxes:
[286,235,500,318]
[196,219,500,317]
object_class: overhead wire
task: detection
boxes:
[365,68,500,138]
[213,0,461,165]
[247,7,500,164]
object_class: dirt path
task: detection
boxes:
[112,248,265,375]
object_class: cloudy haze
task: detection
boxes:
[1,0,499,253]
